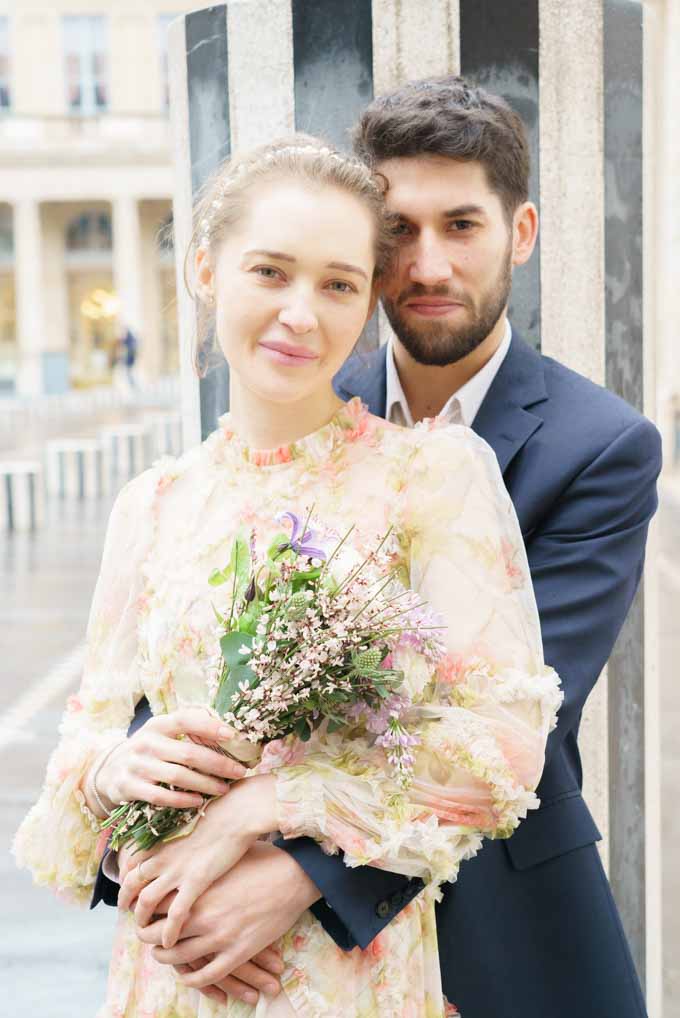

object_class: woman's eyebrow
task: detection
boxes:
[243,248,296,262]
[325,261,368,280]
[243,250,367,281]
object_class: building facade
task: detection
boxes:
[0,0,189,395]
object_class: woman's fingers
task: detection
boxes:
[152,707,232,744]
[164,736,248,782]
[118,854,162,913]
[134,874,173,929]
[131,780,204,810]
[161,885,203,949]
[143,758,232,798]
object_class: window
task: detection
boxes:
[66,211,112,253]
[63,16,108,115]
[0,18,10,110]
[158,14,176,111]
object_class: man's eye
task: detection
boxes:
[449,220,475,231]
[390,220,411,236]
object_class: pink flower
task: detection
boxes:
[66,694,83,713]
[435,653,466,686]
[501,537,525,588]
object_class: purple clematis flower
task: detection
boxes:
[276,511,327,560]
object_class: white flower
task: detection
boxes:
[239,644,251,656]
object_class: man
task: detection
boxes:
[94,77,661,1017]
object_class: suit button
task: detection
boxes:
[376,900,391,919]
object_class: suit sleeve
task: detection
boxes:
[526,416,661,768]
[279,415,661,951]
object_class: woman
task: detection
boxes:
[14,136,562,1017]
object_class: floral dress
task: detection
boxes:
[14,398,562,1018]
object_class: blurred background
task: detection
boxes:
[0,1,678,1016]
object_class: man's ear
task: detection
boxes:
[512,202,539,267]
[195,245,215,301]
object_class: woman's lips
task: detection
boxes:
[405,301,465,318]
[258,340,319,366]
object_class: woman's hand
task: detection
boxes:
[119,774,278,949]
[93,707,247,812]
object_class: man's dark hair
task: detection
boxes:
[353,76,530,223]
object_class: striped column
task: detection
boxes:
[0,460,44,531]
[45,438,109,499]
[99,425,153,483]
[143,412,183,459]
[168,0,655,995]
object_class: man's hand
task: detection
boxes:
[136,840,321,990]
[119,775,278,946]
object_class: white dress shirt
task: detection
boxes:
[385,318,512,428]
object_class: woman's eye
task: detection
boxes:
[390,221,411,237]
[253,266,283,280]
[327,280,355,294]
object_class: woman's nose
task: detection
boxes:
[278,301,318,334]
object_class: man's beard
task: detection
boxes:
[381,247,513,367]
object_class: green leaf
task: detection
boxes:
[267,532,292,562]
[220,630,254,667]
[326,718,345,734]
[215,662,257,715]
[208,567,230,587]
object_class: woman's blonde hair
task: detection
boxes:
[182,133,394,376]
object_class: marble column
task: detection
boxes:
[13,199,46,396]
[167,1,656,996]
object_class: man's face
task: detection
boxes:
[377,156,514,366]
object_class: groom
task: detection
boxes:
[93,77,661,1018]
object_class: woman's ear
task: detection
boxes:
[195,245,215,302]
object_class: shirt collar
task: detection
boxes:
[385,318,512,428]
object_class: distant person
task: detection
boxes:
[120,326,139,389]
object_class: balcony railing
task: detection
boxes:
[0,112,171,160]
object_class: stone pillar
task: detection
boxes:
[168,0,657,997]
[41,206,71,394]
[14,199,46,396]
[112,196,145,348]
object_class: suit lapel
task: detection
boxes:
[333,345,388,418]
[472,335,548,475]
[334,332,548,477]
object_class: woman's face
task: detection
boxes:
[199,180,377,405]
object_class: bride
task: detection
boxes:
[14,135,561,1017]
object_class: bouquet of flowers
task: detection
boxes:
[102,510,445,851]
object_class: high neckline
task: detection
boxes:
[216,396,370,468]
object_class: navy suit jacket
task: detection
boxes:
[92,332,661,1017]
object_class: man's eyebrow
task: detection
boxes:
[243,250,367,280]
[443,205,486,218]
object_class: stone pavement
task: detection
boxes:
[2,461,679,1016]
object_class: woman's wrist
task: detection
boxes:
[83,744,120,818]
[222,773,279,840]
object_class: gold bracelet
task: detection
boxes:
[91,740,124,817]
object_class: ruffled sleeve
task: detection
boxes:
[274,425,562,886]
[12,465,164,904]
